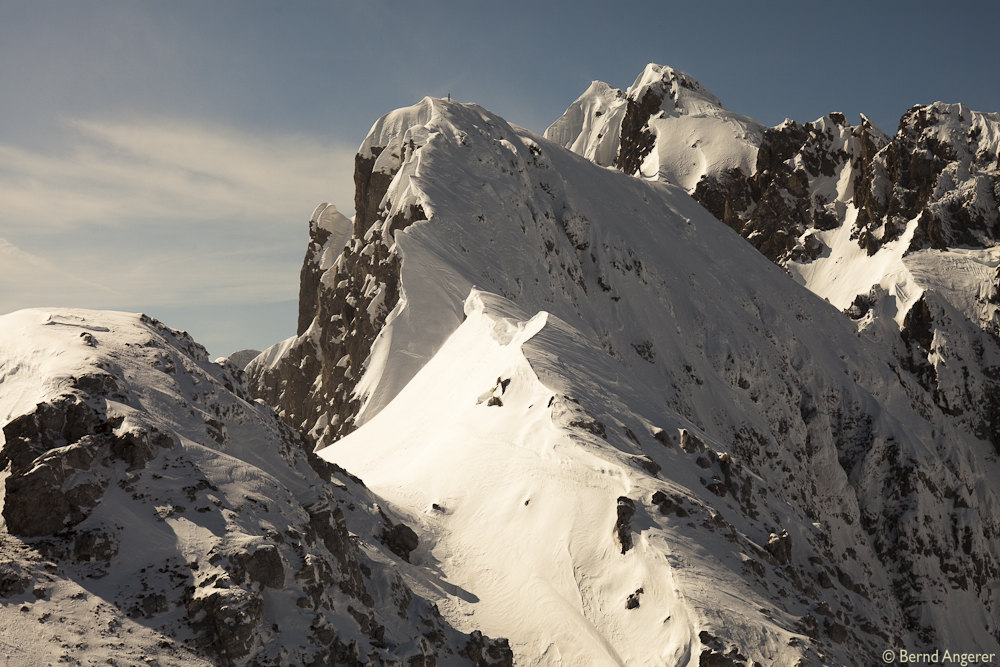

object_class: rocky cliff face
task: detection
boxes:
[693,103,1000,264]
[248,139,427,448]
[694,113,889,263]
[692,104,1000,452]
[0,309,511,666]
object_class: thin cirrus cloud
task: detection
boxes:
[0,117,357,232]
[1,236,117,306]
[0,117,357,319]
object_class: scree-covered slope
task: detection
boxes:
[254,97,1000,665]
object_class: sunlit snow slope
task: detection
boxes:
[264,97,1000,665]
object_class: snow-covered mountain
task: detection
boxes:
[250,96,1000,665]
[544,63,763,192]
[0,309,510,665]
[5,62,1000,666]
[552,65,1000,455]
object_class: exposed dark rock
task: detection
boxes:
[235,544,284,589]
[0,561,31,597]
[298,217,334,336]
[307,505,369,603]
[614,89,664,176]
[679,429,705,453]
[1,399,110,536]
[652,429,674,447]
[625,587,644,609]
[764,530,791,565]
[73,527,119,562]
[250,148,428,447]
[698,631,751,667]
[614,496,636,554]
[694,114,870,264]
[825,620,849,643]
[0,392,182,536]
[651,490,689,517]
[187,586,263,664]
[633,455,660,476]
[693,167,753,231]
[460,630,515,666]
[385,523,420,563]
[570,418,607,439]
[696,103,1000,266]
[794,613,819,640]
[845,288,879,320]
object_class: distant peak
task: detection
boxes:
[628,63,724,112]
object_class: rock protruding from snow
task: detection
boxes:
[688,101,1000,450]
[695,112,890,264]
[0,308,511,666]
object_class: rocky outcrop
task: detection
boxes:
[614,88,663,176]
[249,150,426,447]
[694,113,887,263]
[614,496,636,554]
[1,398,174,536]
[764,530,791,565]
[688,103,1000,264]
[867,104,1000,252]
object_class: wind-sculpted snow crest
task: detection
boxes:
[253,96,1000,664]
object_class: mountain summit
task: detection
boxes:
[545,63,763,190]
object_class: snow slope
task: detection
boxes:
[0,308,510,665]
[260,97,1000,665]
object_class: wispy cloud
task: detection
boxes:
[0,118,358,319]
[0,236,117,307]
[0,118,357,232]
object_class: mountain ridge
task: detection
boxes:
[550,63,1000,454]
[250,92,1000,664]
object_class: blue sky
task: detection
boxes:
[3,0,999,356]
